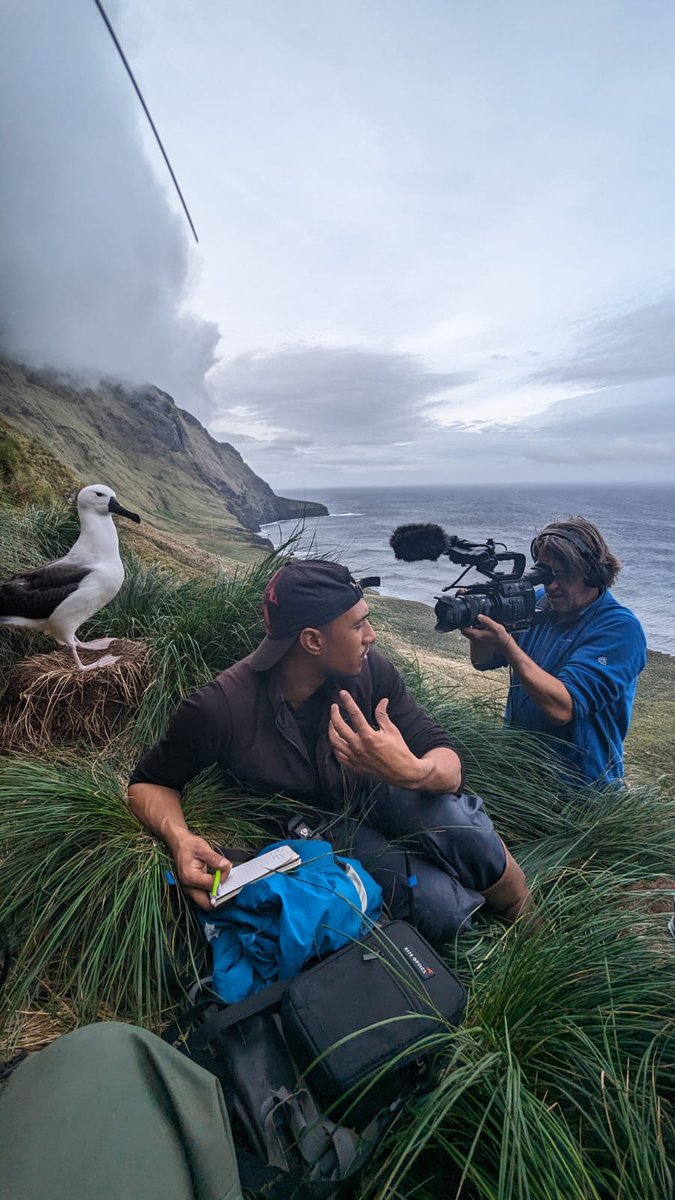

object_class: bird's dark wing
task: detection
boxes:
[0,563,91,620]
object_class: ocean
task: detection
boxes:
[261,484,675,656]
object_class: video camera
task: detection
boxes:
[389,522,553,633]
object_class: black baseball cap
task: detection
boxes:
[250,560,365,671]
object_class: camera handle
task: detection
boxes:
[442,553,527,595]
[443,546,527,585]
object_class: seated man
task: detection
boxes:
[463,517,647,787]
[129,560,532,943]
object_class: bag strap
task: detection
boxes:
[208,977,290,1031]
[253,1084,387,1195]
[165,977,292,1059]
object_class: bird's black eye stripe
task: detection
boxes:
[95,491,104,497]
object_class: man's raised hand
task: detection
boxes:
[329,690,425,788]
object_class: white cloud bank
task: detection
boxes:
[0,0,218,407]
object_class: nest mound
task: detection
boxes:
[0,639,152,752]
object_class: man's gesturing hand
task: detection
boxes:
[172,833,231,912]
[329,690,424,789]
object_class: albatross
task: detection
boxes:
[0,484,141,670]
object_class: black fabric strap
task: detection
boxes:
[236,1148,341,1200]
[165,977,293,1060]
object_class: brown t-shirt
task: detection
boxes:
[129,648,460,809]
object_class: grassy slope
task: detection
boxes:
[0,358,320,563]
[0,416,81,506]
[1,505,673,1199]
[0,420,232,581]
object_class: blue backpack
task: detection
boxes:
[200,840,383,1004]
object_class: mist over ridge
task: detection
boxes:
[0,0,219,413]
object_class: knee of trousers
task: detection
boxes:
[358,789,506,893]
[354,825,484,945]
[368,786,496,838]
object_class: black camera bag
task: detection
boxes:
[166,921,466,1198]
[281,919,466,1125]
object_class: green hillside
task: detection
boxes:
[0,358,326,563]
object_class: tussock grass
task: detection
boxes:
[0,757,279,1040]
[114,554,278,750]
[0,499,80,576]
[393,655,572,843]
[1,747,672,1195]
[0,502,673,1198]
[368,873,675,1200]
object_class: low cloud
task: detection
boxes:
[534,295,675,387]
[208,338,674,485]
[209,344,472,448]
[0,1,219,408]
[2,4,672,490]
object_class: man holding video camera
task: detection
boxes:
[463,516,647,787]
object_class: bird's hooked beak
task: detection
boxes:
[108,496,141,524]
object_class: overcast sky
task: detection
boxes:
[2,1,675,488]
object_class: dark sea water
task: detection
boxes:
[261,484,675,656]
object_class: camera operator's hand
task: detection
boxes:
[464,613,511,646]
[461,614,512,663]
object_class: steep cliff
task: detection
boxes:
[0,359,327,560]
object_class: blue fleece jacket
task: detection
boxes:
[478,589,647,786]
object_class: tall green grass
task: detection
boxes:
[0,499,80,575]
[368,874,674,1200]
[0,757,281,1030]
[0,503,673,1198]
[1,748,672,1196]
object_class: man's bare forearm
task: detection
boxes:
[501,638,574,724]
[128,783,191,854]
[412,747,463,794]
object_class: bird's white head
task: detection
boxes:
[76,485,141,524]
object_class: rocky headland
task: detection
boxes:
[0,358,327,560]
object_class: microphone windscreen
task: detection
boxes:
[389,523,448,562]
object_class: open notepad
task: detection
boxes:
[210,844,302,907]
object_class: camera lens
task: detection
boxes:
[434,593,497,632]
[434,578,541,633]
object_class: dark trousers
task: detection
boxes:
[0,1023,242,1200]
[347,786,507,944]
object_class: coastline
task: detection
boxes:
[259,481,675,657]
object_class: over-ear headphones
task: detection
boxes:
[530,527,611,589]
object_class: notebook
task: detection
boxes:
[210,844,302,907]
